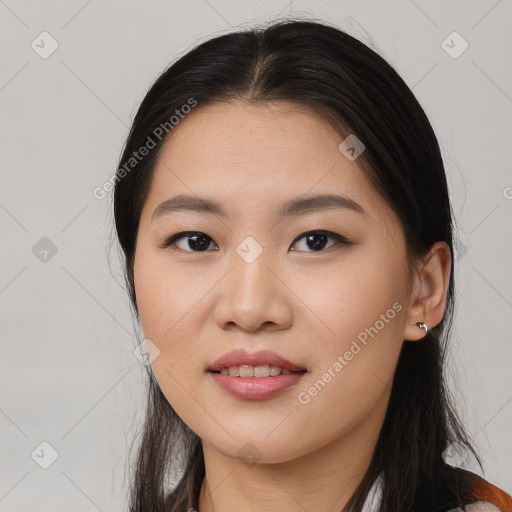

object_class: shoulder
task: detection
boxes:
[449,469,512,512]
[413,464,512,512]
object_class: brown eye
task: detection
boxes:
[162,232,218,252]
[290,230,349,252]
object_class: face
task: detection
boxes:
[133,100,413,463]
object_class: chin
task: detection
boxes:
[205,435,308,466]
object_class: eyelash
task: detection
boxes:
[160,230,351,253]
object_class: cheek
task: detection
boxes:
[134,249,209,341]
[297,249,406,347]
[133,251,211,424]
[292,252,407,418]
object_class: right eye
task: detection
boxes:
[161,231,219,252]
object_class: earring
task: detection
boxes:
[416,321,429,334]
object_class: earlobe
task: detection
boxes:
[403,242,452,342]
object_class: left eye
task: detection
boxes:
[162,231,218,252]
[290,230,349,252]
[161,230,349,253]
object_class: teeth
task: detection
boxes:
[219,365,293,377]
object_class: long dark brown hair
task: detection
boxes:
[113,19,481,512]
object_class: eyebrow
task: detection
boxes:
[151,193,366,222]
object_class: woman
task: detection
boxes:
[113,19,512,512]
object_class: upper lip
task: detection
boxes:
[207,349,307,372]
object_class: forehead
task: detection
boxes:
[144,100,394,226]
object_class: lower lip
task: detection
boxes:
[208,371,306,400]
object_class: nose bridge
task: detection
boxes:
[213,235,289,331]
[231,236,273,300]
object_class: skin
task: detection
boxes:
[133,99,451,512]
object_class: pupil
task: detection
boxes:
[307,233,327,251]
[189,233,210,251]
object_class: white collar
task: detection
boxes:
[361,472,384,512]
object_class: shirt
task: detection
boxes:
[362,466,512,512]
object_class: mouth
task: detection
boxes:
[206,349,308,400]
[208,365,307,378]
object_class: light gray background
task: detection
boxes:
[1,1,511,510]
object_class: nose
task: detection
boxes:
[212,248,293,333]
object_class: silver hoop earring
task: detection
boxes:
[416,321,429,334]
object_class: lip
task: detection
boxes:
[206,349,308,401]
[207,349,306,373]
[208,372,306,400]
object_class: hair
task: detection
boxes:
[113,18,481,512]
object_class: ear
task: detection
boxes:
[403,241,452,341]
